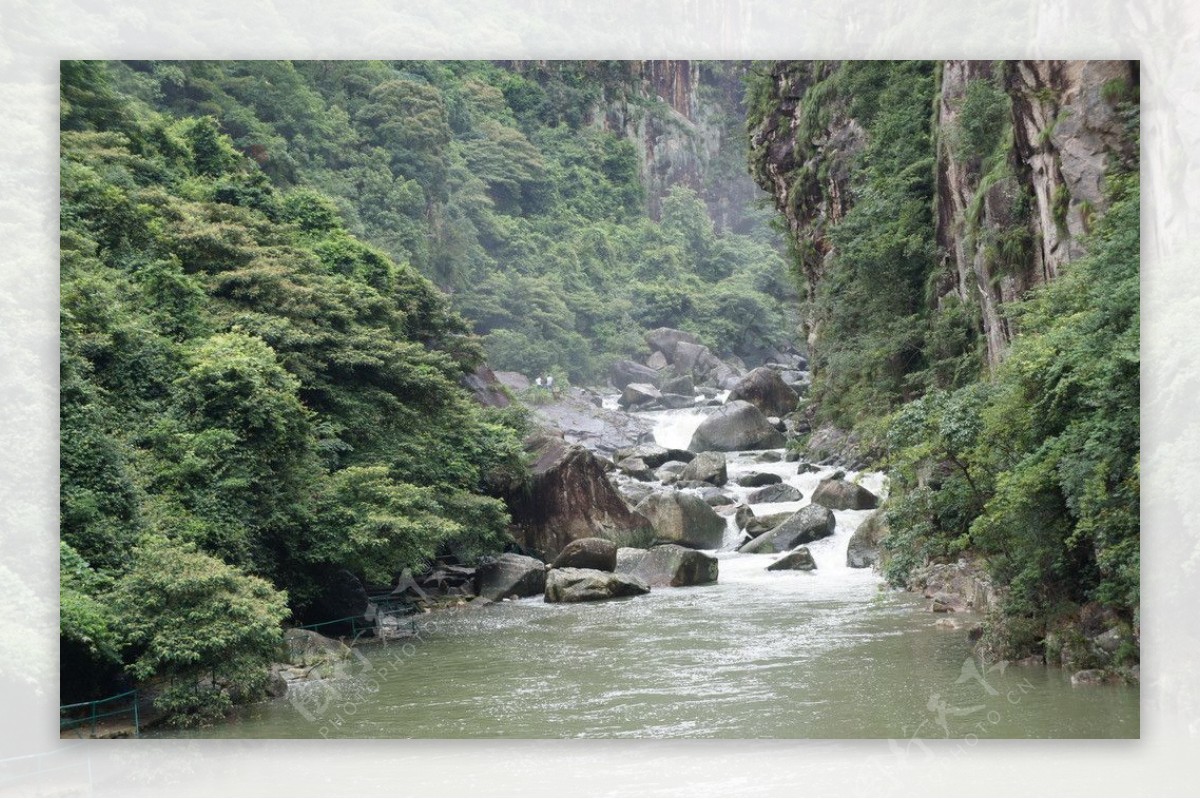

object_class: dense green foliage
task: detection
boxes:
[59,61,530,719]
[108,60,796,381]
[748,59,1140,661]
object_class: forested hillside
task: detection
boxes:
[748,60,1139,668]
[106,60,797,382]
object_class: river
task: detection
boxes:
[170,401,1138,739]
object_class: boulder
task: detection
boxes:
[766,547,817,571]
[755,451,783,463]
[847,509,889,568]
[475,553,547,601]
[734,503,755,531]
[508,437,653,558]
[544,568,650,603]
[610,359,660,390]
[634,491,728,550]
[673,341,722,377]
[688,401,786,452]
[655,461,687,483]
[661,374,695,396]
[616,481,655,507]
[617,544,719,587]
[678,450,728,486]
[645,327,701,361]
[646,350,669,371]
[616,456,655,481]
[700,488,735,507]
[737,505,836,553]
[812,478,880,511]
[614,444,693,468]
[659,393,698,410]
[737,472,783,488]
[710,363,745,390]
[726,366,800,417]
[747,483,804,504]
[619,382,661,409]
[282,628,352,679]
[1070,669,1110,686]
[796,462,820,473]
[552,537,618,572]
[743,510,793,535]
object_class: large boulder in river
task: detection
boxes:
[767,547,817,571]
[645,327,700,361]
[634,491,727,549]
[747,483,803,504]
[475,553,547,600]
[738,504,836,553]
[610,359,660,390]
[688,401,786,452]
[661,374,695,396]
[646,350,669,371]
[544,567,650,603]
[552,537,618,572]
[617,544,718,587]
[737,472,782,488]
[673,341,722,378]
[619,382,661,409]
[812,478,880,510]
[678,450,727,486]
[507,436,653,557]
[283,629,353,678]
[614,443,693,468]
[727,367,800,417]
[847,509,889,568]
[743,510,793,535]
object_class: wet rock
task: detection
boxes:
[678,451,727,486]
[646,350,669,371]
[742,510,792,535]
[283,629,352,679]
[616,480,655,507]
[658,393,698,410]
[661,374,695,396]
[755,451,783,463]
[747,483,803,504]
[812,478,880,510]
[552,537,618,572]
[734,504,755,531]
[738,505,836,553]
[634,491,727,549]
[654,460,688,482]
[619,382,661,409]
[737,472,783,488]
[701,489,735,507]
[610,359,661,390]
[544,567,650,603]
[727,366,801,417]
[508,437,653,558]
[673,340,722,377]
[783,451,801,462]
[796,462,820,473]
[688,401,787,452]
[475,553,547,601]
[930,592,958,613]
[1070,669,1110,686]
[614,444,693,469]
[906,559,996,614]
[617,544,719,587]
[766,547,817,571]
[847,509,888,568]
[616,456,655,481]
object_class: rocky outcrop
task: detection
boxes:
[766,547,816,571]
[528,389,654,457]
[279,628,353,680]
[544,567,650,603]
[726,367,800,417]
[634,491,727,549]
[552,537,618,572]
[460,363,511,408]
[737,504,835,553]
[906,558,997,614]
[811,478,879,510]
[678,450,727,486]
[617,544,718,587]
[846,509,888,568]
[507,435,653,557]
[475,553,547,601]
[688,400,786,452]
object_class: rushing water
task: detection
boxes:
[170,401,1138,739]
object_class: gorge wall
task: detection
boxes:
[749,59,1138,371]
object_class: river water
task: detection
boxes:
[174,402,1138,739]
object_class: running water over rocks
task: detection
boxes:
[172,393,1138,739]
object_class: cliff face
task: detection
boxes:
[937,60,1137,366]
[750,59,1137,370]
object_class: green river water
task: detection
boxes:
[163,403,1138,739]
